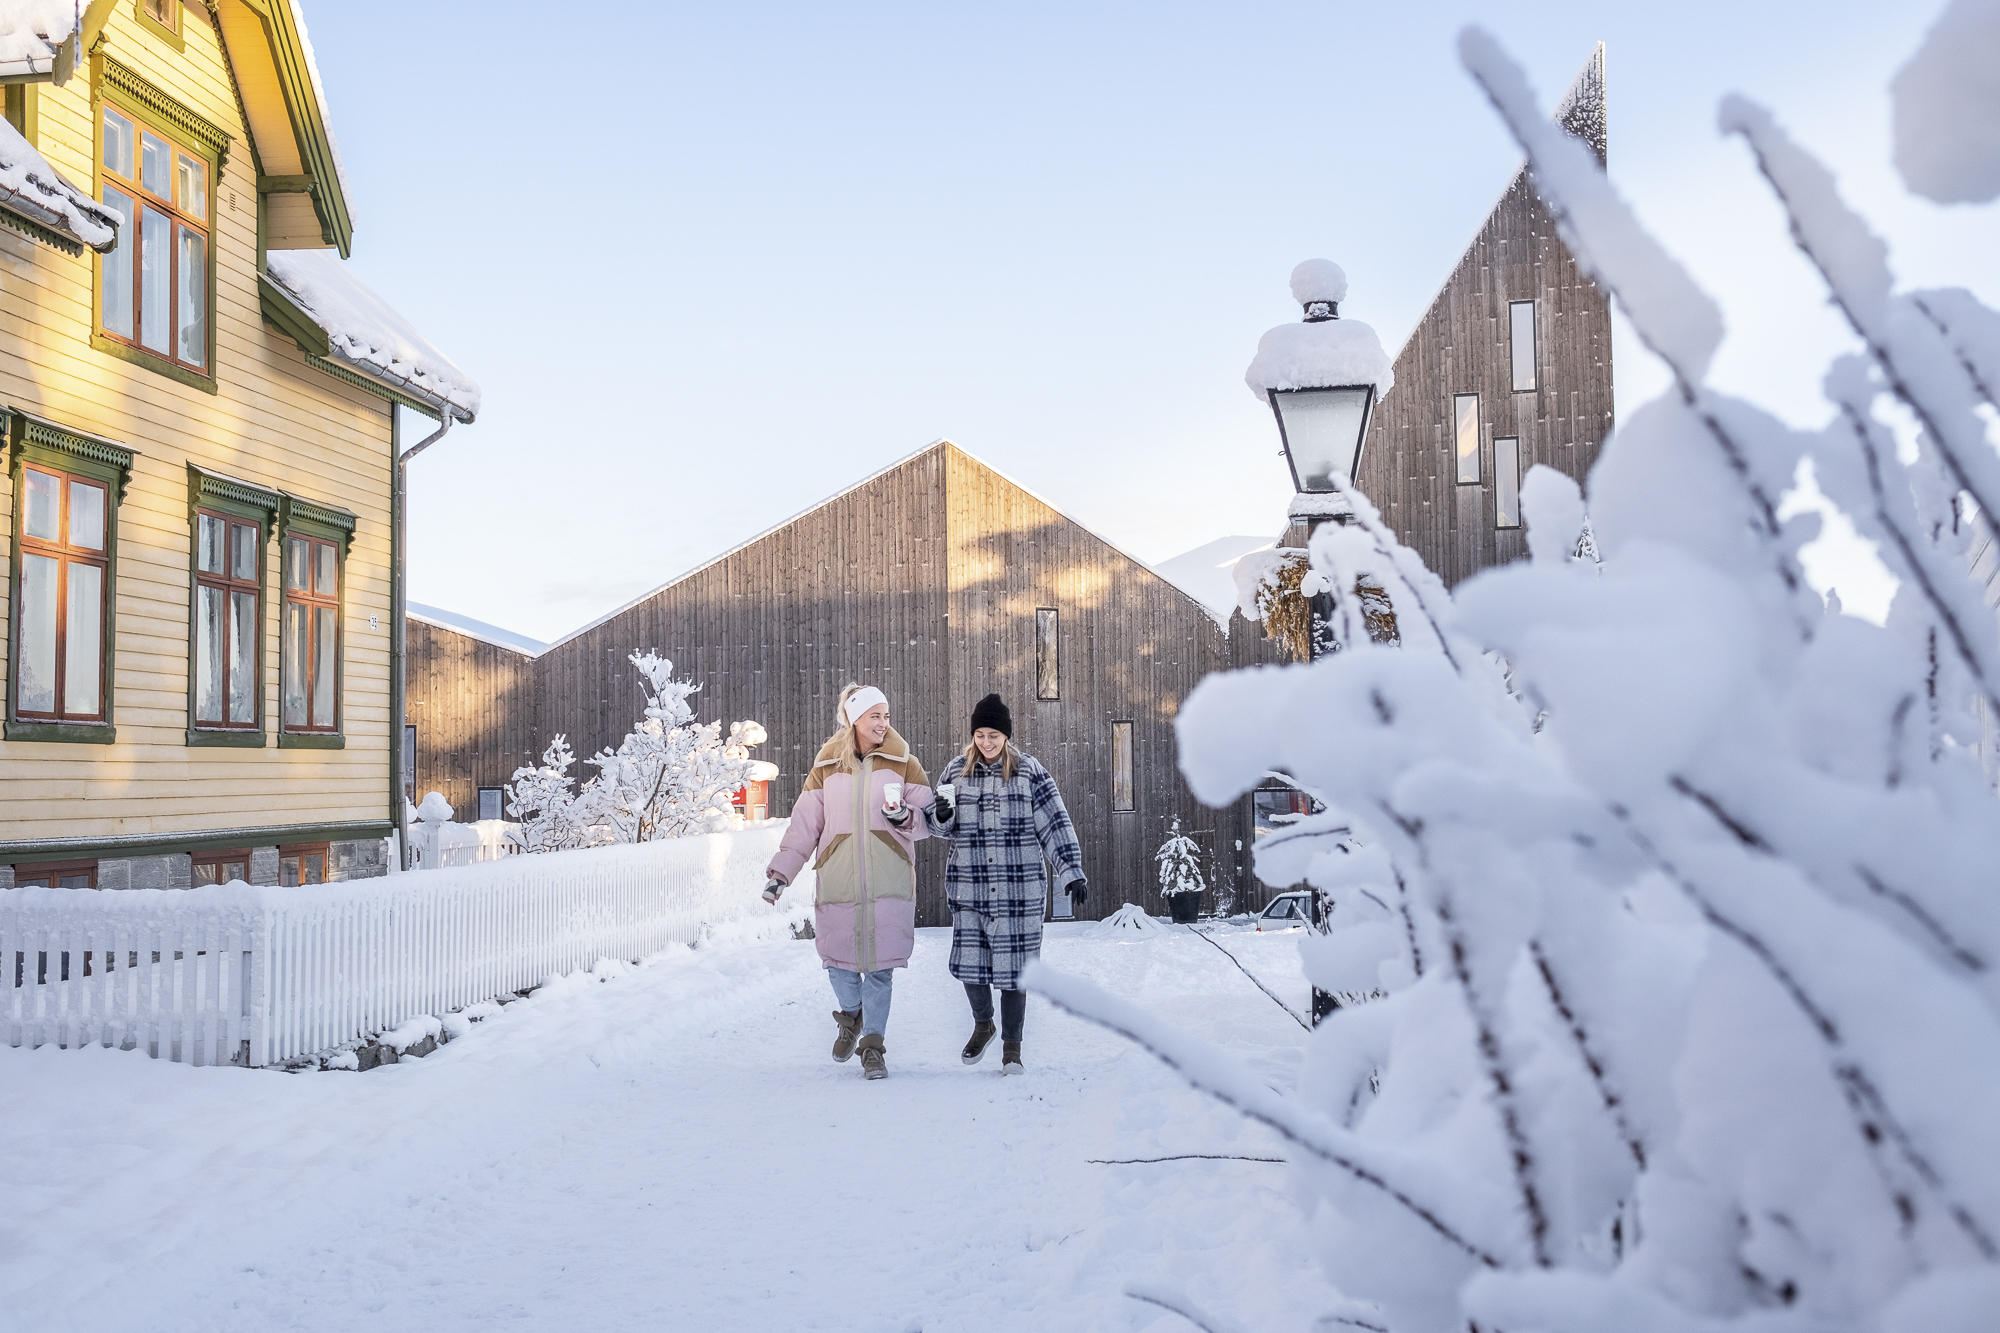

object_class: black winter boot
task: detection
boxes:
[962,1020,998,1065]
[1002,1041,1023,1075]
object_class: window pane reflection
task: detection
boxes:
[19,553,57,713]
[65,562,102,714]
[283,602,307,726]
[313,606,336,726]
[140,209,170,352]
[100,188,134,338]
[197,513,224,574]
[177,227,205,366]
[1454,394,1481,485]
[316,542,336,595]
[231,523,257,580]
[287,537,309,590]
[68,482,104,550]
[102,107,134,178]
[24,468,59,541]
[177,153,205,217]
[195,583,223,721]
[229,589,256,722]
[140,131,169,198]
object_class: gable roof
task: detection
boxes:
[409,603,547,657]
[542,439,1225,652]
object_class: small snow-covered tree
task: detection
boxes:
[505,654,768,851]
[1029,14,2000,1333]
[1155,817,1205,898]
[504,735,599,852]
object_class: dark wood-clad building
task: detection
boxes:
[411,443,1272,923]
[408,49,1613,918]
[1356,44,1612,586]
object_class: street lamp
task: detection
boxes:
[1244,259,1394,1026]
[1247,258,1389,504]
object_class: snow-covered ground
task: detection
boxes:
[1,917,1344,1331]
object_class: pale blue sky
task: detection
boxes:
[304,2,1997,642]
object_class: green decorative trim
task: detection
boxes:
[256,174,312,193]
[2,818,391,863]
[278,730,343,750]
[132,0,186,53]
[247,0,350,256]
[100,56,229,167]
[279,492,357,544]
[187,463,280,516]
[10,409,136,491]
[0,203,83,255]
[4,720,116,744]
[258,272,331,356]
[303,351,444,420]
[90,330,218,394]
[186,726,266,747]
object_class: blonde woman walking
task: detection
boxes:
[764,684,933,1080]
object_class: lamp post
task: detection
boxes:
[1244,258,1393,1025]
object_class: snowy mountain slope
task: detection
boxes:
[1152,535,1276,623]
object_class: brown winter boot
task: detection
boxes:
[831,1010,863,1062]
[1002,1041,1023,1075]
[857,1033,887,1080]
[961,1020,998,1066]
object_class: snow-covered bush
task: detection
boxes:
[506,653,769,851]
[1155,817,1206,899]
[1031,19,2000,1333]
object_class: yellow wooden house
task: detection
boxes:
[0,0,477,890]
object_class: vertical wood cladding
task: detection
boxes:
[415,443,1257,924]
[404,619,538,821]
[1355,59,1613,589]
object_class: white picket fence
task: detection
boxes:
[1,822,797,1069]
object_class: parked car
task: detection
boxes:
[1256,890,1314,931]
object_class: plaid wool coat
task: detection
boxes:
[935,750,1085,990]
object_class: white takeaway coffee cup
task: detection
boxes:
[936,782,956,805]
[882,782,904,812]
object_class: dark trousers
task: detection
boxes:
[964,982,1026,1042]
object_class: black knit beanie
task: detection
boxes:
[970,693,1012,738]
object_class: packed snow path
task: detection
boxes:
[2,920,1349,1330]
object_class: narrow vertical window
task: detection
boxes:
[1454,394,1481,484]
[404,724,418,802]
[1495,437,1522,529]
[1111,721,1134,812]
[192,510,262,729]
[1035,607,1059,700]
[97,100,210,376]
[282,534,340,732]
[1509,300,1537,392]
[16,466,109,722]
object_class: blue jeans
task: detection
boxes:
[827,967,894,1038]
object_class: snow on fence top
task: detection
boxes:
[264,250,480,421]
[0,115,116,253]
[0,0,76,79]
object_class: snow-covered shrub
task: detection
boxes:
[1031,21,2000,1333]
[1155,817,1206,899]
[506,653,769,851]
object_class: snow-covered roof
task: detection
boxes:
[285,0,354,228]
[408,603,547,657]
[0,111,116,254]
[545,440,1230,648]
[264,250,479,421]
[0,0,75,81]
[1152,535,1276,623]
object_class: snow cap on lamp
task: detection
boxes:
[1245,259,1394,402]
[843,686,888,726]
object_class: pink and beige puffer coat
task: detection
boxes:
[766,727,932,973]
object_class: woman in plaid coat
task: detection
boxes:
[930,694,1087,1074]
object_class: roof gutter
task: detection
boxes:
[389,409,453,869]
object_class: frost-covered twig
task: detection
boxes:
[1529,940,1647,1171]
[1184,925,1311,1030]
[1025,962,1506,1268]
[1088,1154,1286,1164]
[1124,1283,1244,1333]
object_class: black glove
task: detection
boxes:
[762,876,786,905]
[932,793,954,823]
[1068,878,1087,906]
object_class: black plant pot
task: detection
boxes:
[1168,892,1201,924]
